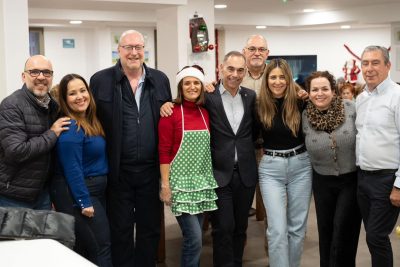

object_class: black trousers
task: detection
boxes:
[357,168,400,267]
[211,169,256,267]
[313,170,361,267]
[107,166,161,267]
[51,175,112,267]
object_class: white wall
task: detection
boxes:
[224,27,393,83]
[44,28,91,85]
[42,25,395,87]
[43,26,155,85]
[0,0,29,99]
[391,23,400,83]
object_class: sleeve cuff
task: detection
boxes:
[393,174,400,189]
[77,198,92,209]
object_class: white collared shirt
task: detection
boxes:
[219,83,244,162]
[355,76,400,186]
[135,67,146,110]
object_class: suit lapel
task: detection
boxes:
[236,88,249,134]
[208,89,235,135]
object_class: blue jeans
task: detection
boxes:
[259,150,312,267]
[0,188,51,210]
[176,213,204,267]
[51,175,112,267]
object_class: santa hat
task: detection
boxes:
[176,67,205,85]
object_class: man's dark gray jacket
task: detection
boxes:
[0,85,58,202]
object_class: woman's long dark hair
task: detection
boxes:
[58,73,104,136]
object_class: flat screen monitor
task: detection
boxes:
[266,55,317,88]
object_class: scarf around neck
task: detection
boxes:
[306,96,345,133]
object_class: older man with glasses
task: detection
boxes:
[241,35,270,95]
[90,29,172,267]
[0,55,70,209]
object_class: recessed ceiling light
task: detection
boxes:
[256,25,267,29]
[214,4,227,9]
[341,25,351,29]
[303,9,315,13]
[69,20,82,25]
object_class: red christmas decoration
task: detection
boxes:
[343,59,360,84]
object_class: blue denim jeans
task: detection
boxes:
[175,213,204,267]
[51,175,112,267]
[0,188,51,210]
[259,150,312,267]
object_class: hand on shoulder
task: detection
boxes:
[51,117,71,137]
[160,102,175,117]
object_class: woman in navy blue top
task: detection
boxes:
[50,73,112,267]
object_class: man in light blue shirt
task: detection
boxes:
[356,45,400,267]
[206,51,258,266]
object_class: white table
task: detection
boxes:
[0,239,97,267]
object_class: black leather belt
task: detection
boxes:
[264,146,307,158]
[357,167,397,175]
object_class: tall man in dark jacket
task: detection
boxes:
[207,51,258,267]
[0,55,70,209]
[90,30,172,267]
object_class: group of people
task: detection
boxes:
[0,28,399,267]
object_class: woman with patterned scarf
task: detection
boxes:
[302,71,362,267]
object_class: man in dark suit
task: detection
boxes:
[90,30,172,267]
[207,51,258,267]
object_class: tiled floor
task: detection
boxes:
[158,197,400,266]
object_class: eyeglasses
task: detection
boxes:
[246,47,269,53]
[24,69,54,78]
[120,45,145,52]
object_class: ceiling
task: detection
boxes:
[28,0,400,30]
[213,0,400,15]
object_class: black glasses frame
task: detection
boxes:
[25,69,54,78]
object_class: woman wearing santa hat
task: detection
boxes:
[158,65,218,267]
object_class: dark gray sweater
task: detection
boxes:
[302,100,356,176]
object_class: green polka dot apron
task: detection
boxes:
[169,105,218,216]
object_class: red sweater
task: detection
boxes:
[158,101,210,164]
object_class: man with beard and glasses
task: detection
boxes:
[0,55,70,209]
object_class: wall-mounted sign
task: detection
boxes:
[63,39,75,48]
